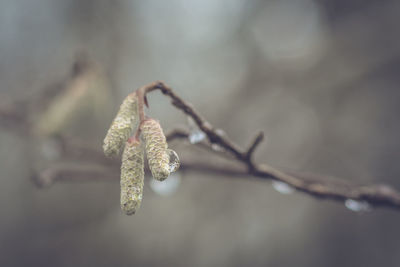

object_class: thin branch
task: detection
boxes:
[244,131,264,162]
[3,78,400,211]
[32,163,119,188]
[37,138,400,211]
[134,81,400,211]
[32,160,248,188]
[165,128,191,141]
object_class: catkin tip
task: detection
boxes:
[121,199,141,215]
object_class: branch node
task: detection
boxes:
[244,131,264,161]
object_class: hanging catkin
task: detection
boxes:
[103,93,138,157]
[141,118,170,181]
[120,138,144,215]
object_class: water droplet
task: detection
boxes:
[272,181,295,194]
[344,199,371,212]
[189,130,206,144]
[150,172,181,196]
[167,149,180,172]
[187,116,206,144]
[215,128,226,136]
[211,143,225,152]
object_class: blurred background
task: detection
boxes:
[1,0,400,266]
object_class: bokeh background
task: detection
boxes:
[1,0,400,266]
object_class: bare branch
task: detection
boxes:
[32,159,248,189]
[244,131,264,162]
[136,81,400,211]
[165,128,190,142]
[32,163,119,188]
[4,78,400,211]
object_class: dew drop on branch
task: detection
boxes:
[344,199,371,212]
[150,172,182,196]
[187,116,206,144]
[211,143,225,152]
[272,181,295,194]
[167,149,180,173]
[215,128,226,136]
[189,130,206,144]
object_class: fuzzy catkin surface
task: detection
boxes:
[141,118,170,181]
[103,94,138,157]
[120,140,144,215]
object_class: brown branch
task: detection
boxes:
[4,77,400,211]
[32,163,119,188]
[32,159,247,188]
[133,81,400,211]
[244,131,264,162]
[35,138,400,211]
[165,128,191,141]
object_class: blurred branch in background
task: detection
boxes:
[2,67,400,212]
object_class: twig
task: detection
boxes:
[244,131,264,162]
[32,160,247,188]
[165,128,190,141]
[133,81,400,210]
[32,163,119,188]
[3,79,400,211]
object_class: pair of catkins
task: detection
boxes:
[103,93,179,215]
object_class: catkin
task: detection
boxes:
[34,71,92,136]
[103,93,138,157]
[141,118,170,181]
[120,139,144,215]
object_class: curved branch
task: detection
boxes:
[135,81,400,211]
[4,79,400,211]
